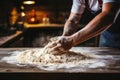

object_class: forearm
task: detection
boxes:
[62,20,78,36]
[71,12,114,46]
[70,3,120,46]
[62,13,81,36]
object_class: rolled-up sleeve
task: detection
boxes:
[71,0,85,14]
[103,0,120,3]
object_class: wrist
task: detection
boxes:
[68,35,76,46]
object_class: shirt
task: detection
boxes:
[71,0,120,14]
[71,0,120,48]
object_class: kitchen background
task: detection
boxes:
[0,0,72,24]
[0,0,99,48]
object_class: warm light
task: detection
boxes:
[23,1,35,5]
[30,18,35,22]
[21,6,25,10]
[21,12,26,17]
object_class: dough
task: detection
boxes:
[16,49,89,66]
[1,43,108,71]
[13,42,90,66]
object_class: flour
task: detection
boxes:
[11,48,91,66]
[1,43,109,71]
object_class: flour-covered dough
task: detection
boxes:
[16,49,89,66]
[1,43,109,71]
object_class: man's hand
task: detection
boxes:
[46,36,74,55]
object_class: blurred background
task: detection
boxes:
[0,0,72,25]
[0,0,99,48]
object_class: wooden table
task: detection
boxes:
[0,47,120,80]
[0,31,23,47]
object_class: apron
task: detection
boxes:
[80,0,102,24]
[81,0,120,48]
[99,10,120,48]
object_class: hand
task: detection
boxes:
[49,36,74,54]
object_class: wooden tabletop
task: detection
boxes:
[0,31,23,47]
[0,47,120,73]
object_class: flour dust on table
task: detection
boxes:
[1,43,111,71]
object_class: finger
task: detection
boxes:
[50,43,68,55]
[49,43,62,52]
[50,42,58,47]
[45,41,57,48]
[43,42,58,54]
[52,50,65,55]
[50,38,57,42]
[48,43,62,55]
